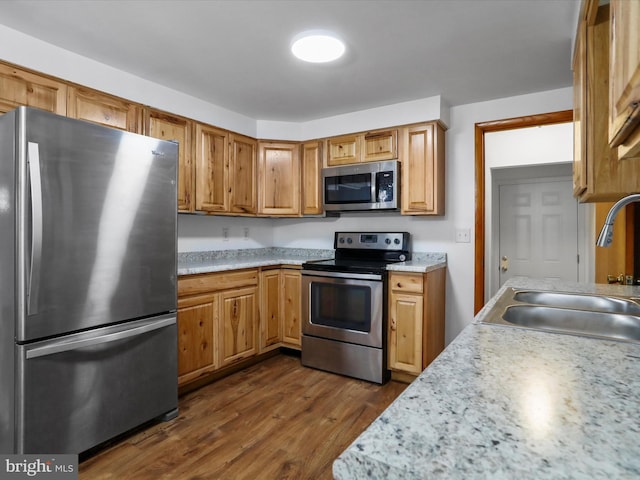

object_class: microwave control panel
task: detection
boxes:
[376,171,395,202]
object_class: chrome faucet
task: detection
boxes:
[596,193,640,247]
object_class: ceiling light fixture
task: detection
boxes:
[291,30,345,63]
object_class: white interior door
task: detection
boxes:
[499,179,578,286]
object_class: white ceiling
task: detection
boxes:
[0,0,579,122]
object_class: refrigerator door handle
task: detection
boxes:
[27,141,43,316]
[25,315,176,359]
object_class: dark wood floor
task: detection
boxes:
[79,352,407,480]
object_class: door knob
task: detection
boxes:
[500,256,509,273]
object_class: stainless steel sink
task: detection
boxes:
[481,288,640,343]
[513,290,640,315]
[502,305,640,342]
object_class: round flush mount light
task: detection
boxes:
[291,30,345,63]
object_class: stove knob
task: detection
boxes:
[339,238,345,244]
[385,238,391,245]
[394,238,401,245]
[347,238,353,244]
[399,254,406,261]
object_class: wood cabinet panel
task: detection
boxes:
[401,122,445,215]
[144,109,194,212]
[67,86,140,132]
[389,291,423,375]
[281,269,302,347]
[258,141,300,216]
[0,63,66,115]
[229,133,257,214]
[219,286,258,367]
[608,0,640,159]
[178,269,258,297]
[573,3,640,201]
[363,129,397,162]
[259,270,282,352]
[302,141,323,215]
[327,134,360,165]
[177,295,217,384]
[195,123,229,212]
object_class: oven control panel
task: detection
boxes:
[334,232,409,251]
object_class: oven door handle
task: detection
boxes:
[301,270,383,281]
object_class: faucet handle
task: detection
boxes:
[607,273,625,284]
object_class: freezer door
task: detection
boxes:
[17,108,177,341]
[15,315,178,454]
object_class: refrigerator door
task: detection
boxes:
[17,108,177,342]
[15,314,178,454]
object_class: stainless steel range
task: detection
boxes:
[301,232,411,384]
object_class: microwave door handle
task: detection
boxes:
[27,142,43,316]
[371,172,377,202]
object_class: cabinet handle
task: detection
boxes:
[390,317,397,331]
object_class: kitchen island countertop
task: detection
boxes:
[177,248,446,276]
[333,277,640,479]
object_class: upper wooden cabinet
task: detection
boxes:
[573,2,640,201]
[258,141,300,216]
[0,63,66,115]
[400,122,446,215]
[67,86,141,132]
[195,123,229,213]
[301,141,323,215]
[229,133,257,215]
[327,129,397,166]
[144,109,194,212]
[608,0,640,160]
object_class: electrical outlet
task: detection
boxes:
[222,227,229,241]
[243,227,250,240]
[455,228,471,243]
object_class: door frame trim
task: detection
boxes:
[474,110,573,314]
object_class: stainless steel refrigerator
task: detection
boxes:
[0,107,179,454]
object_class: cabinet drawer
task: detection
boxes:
[178,269,258,297]
[389,273,423,293]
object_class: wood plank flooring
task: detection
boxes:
[79,352,407,479]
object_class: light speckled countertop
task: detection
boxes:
[333,277,640,479]
[177,248,446,276]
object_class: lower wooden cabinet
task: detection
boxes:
[388,268,446,377]
[219,286,258,367]
[178,266,302,387]
[259,267,302,352]
[177,269,258,387]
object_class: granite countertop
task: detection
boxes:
[333,277,640,479]
[177,248,447,276]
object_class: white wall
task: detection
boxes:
[0,24,574,344]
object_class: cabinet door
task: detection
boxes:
[258,142,300,216]
[177,294,218,386]
[0,62,66,115]
[281,269,302,348]
[229,133,257,215]
[401,123,445,215]
[608,0,640,160]
[327,134,360,165]
[259,270,282,352]
[145,109,194,212]
[67,86,140,132]
[302,141,323,215]
[573,18,588,197]
[362,129,397,162]
[388,291,423,375]
[219,286,258,367]
[195,123,229,212]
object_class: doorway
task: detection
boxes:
[474,110,578,313]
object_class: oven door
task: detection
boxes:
[301,270,383,348]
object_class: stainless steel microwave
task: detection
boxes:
[322,160,400,212]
